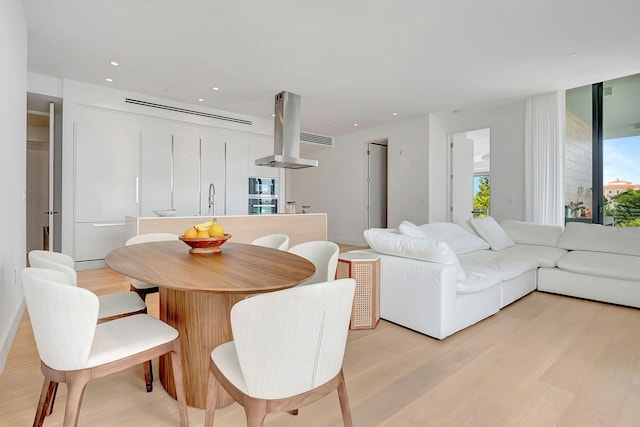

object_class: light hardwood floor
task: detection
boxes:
[3,257,640,426]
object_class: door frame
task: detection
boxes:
[365,139,388,229]
[447,127,491,222]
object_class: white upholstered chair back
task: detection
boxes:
[288,241,339,285]
[125,232,179,246]
[28,250,78,286]
[251,234,289,251]
[229,278,355,399]
[22,268,99,371]
[125,233,178,291]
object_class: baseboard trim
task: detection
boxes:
[0,299,25,374]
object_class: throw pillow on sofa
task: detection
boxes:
[364,228,467,281]
[469,216,516,251]
[398,221,490,254]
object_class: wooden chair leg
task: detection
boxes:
[204,367,218,427]
[33,378,56,427]
[144,359,153,392]
[47,382,59,415]
[170,340,189,427]
[244,398,268,427]
[63,370,91,427]
[336,370,353,427]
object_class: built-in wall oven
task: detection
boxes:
[248,177,278,215]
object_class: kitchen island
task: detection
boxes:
[126,213,327,247]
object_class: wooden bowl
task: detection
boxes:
[179,234,231,254]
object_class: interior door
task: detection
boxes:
[450,134,475,222]
[367,142,388,228]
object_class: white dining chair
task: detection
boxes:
[251,233,289,251]
[204,278,356,427]
[28,250,153,397]
[288,241,340,285]
[28,250,147,322]
[125,233,179,300]
[22,267,189,427]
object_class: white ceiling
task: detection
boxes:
[23,0,640,136]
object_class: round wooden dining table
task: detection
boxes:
[105,240,315,409]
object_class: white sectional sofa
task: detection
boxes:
[538,222,640,308]
[362,218,640,340]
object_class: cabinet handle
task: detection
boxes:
[92,223,125,227]
[135,177,139,204]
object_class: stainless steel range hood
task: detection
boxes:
[255,91,318,169]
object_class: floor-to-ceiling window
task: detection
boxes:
[565,73,640,227]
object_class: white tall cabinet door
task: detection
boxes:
[201,138,226,217]
[172,134,201,216]
[225,141,249,215]
[450,135,475,222]
[74,109,140,262]
[140,129,172,217]
[74,113,140,222]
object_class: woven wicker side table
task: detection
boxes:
[336,252,380,329]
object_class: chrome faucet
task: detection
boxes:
[208,183,216,215]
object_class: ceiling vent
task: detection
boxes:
[124,98,252,125]
[300,132,333,146]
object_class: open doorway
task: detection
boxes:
[367,140,388,229]
[449,128,491,222]
[26,93,62,253]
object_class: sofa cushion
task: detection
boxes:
[457,269,503,295]
[418,222,490,254]
[497,244,568,268]
[459,250,538,281]
[470,216,516,251]
[364,228,466,281]
[398,221,426,237]
[500,220,563,247]
[557,222,640,256]
[398,221,489,254]
[556,250,640,282]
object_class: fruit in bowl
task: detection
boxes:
[180,219,230,254]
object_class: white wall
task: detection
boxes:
[0,0,27,373]
[431,101,527,223]
[289,116,430,246]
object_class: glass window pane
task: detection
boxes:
[603,73,640,227]
[565,84,593,223]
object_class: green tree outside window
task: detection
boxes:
[473,176,490,217]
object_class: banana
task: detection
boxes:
[194,220,214,232]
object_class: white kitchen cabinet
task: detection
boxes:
[201,137,226,216]
[139,130,201,217]
[74,222,130,261]
[74,111,140,222]
[225,141,249,215]
[172,134,201,216]
[139,129,172,216]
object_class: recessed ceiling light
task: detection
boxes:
[212,87,220,91]
[569,52,579,57]
[271,114,275,117]
[198,98,205,102]
[110,61,119,66]
[353,123,359,127]
[105,78,113,82]
[392,112,398,116]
